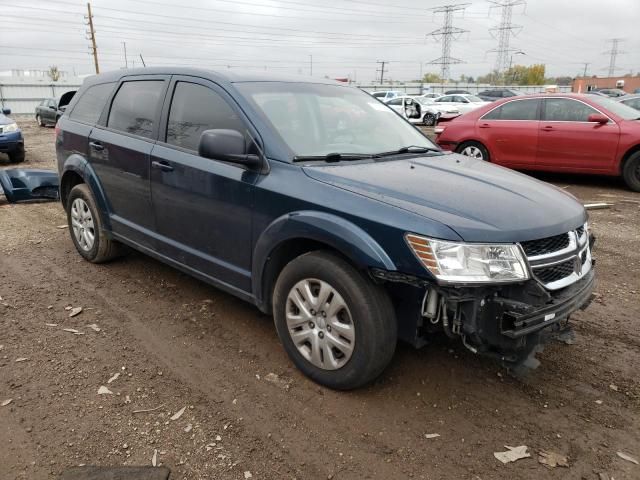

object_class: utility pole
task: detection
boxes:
[603,38,625,77]
[427,3,470,83]
[122,41,128,69]
[86,2,99,74]
[488,0,526,81]
[139,54,146,67]
[376,60,388,85]
[581,62,590,77]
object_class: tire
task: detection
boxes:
[36,114,44,127]
[622,151,640,192]
[423,112,437,127]
[66,184,124,263]
[456,141,490,161]
[273,251,397,390]
[8,144,25,163]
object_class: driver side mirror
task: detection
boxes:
[2,108,10,115]
[588,113,609,124]
[198,129,262,169]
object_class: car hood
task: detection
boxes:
[302,153,586,243]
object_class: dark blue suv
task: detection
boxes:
[56,68,595,389]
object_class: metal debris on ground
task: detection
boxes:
[424,433,441,439]
[69,307,83,317]
[584,203,613,210]
[133,404,165,414]
[184,424,193,433]
[107,373,120,384]
[244,472,253,479]
[2,399,12,406]
[63,328,84,335]
[97,386,113,395]
[152,449,158,467]
[494,445,531,464]
[88,324,101,332]
[616,451,639,465]
[45,323,58,327]
[15,357,28,362]
[538,450,569,468]
[170,406,186,421]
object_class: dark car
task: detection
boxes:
[0,107,25,163]
[477,88,525,102]
[591,88,626,98]
[444,89,471,95]
[56,68,595,389]
[617,94,640,111]
[35,91,76,126]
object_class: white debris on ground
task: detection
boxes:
[494,445,530,464]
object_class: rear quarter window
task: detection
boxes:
[69,83,115,125]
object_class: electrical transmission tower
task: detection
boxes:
[427,3,469,82]
[603,38,625,77]
[488,0,526,75]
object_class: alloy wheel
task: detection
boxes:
[71,198,95,251]
[285,278,355,370]
[461,145,484,160]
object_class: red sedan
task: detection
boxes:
[435,94,640,191]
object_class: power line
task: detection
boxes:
[488,0,526,74]
[603,38,625,77]
[427,3,470,82]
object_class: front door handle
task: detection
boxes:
[151,160,174,172]
[89,141,104,151]
[541,126,554,131]
[479,123,491,129]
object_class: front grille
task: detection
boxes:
[521,233,570,257]
[535,259,575,284]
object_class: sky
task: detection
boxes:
[1,0,638,83]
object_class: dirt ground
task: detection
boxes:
[1,118,639,480]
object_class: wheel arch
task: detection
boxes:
[620,144,640,174]
[252,211,396,313]
[60,156,111,228]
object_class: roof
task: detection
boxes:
[81,67,344,86]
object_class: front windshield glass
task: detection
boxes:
[465,95,483,102]
[235,82,437,157]
[588,95,640,120]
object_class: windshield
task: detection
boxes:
[465,95,484,102]
[588,95,640,120]
[235,82,437,157]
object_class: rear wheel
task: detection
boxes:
[457,141,490,161]
[273,251,397,390]
[8,144,25,163]
[67,184,125,263]
[423,112,437,127]
[36,114,45,127]
[622,151,640,192]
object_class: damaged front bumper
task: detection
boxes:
[375,263,595,368]
[0,169,59,203]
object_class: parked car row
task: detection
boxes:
[384,95,460,126]
[34,91,76,127]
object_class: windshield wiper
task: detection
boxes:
[375,145,441,157]
[293,152,377,163]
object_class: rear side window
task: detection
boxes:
[483,99,540,120]
[69,83,115,125]
[543,98,598,122]
[166,82,244,151]
[108,80,165,139]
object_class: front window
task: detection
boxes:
[588,95,640,120]
[463,95,483,103]
[235,82,436,158]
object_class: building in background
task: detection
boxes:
[572,75,640,94]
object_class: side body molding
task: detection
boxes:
[252,210,396,310]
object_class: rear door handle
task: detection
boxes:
[479,123,490,129]
[89,141,104,151]
[151,160,174,172]
[541,126,554,131]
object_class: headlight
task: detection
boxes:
[406,233,529,283]
[3,123,18,133]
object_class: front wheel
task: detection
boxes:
[457,141,490,161]
[36,114,45,127]
[8,144,25,163]
[273,251,397,390]
[622,151,640,192]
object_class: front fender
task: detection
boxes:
[252,210,396,307]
